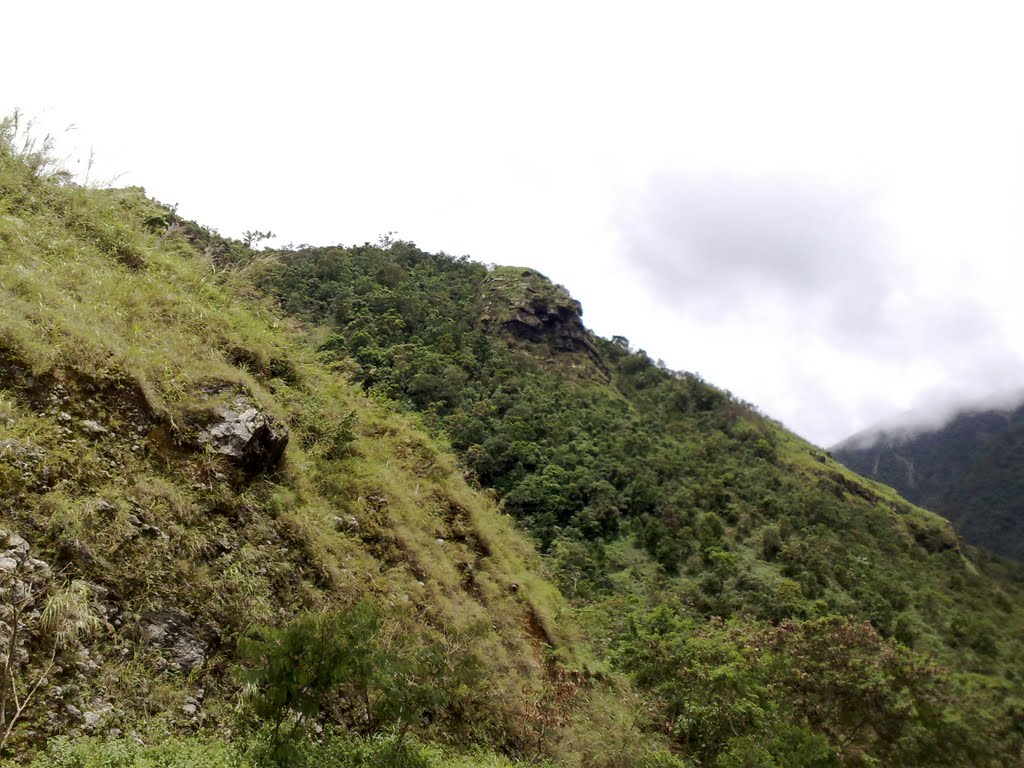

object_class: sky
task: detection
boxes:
[5,1,1024,447]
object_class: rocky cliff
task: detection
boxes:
[479,267,606,373]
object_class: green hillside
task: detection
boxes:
[248,241,1024,765]
[1,116,1023,766]
[0,117,678,767]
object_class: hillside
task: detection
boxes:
[833,402,1024,561]
[1,118,1023,766]
[250,240,1024,765]
[0,118,679,767]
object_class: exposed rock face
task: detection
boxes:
[480,268,604,370]
[80,419,109,437]
[0,529,53,582]
[134,609,210,675]
[197,397,288,474]
[0,530,57,670]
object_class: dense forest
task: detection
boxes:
[1,116,1023,766]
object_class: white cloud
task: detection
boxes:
[4,0,1024,446]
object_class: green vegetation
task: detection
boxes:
[608,611,1021,766]
[2,114,1024,765]
[253,238,1024,765]
[236,602,478,762]
[19,731,575,768]
[0,117,680,766]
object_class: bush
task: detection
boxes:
[236,603,478,764]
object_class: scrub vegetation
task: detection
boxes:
[1,114,1023,765]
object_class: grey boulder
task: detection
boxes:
[197,397,288,474]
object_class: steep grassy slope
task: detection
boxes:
[834,405,1024,561]
[253,240,1024,766]
[0,121,679,766]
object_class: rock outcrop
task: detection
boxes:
[196,397,288,475]
[133,609,211,675]
[479,268,605,371]
[0,529,52,583]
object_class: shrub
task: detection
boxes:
[236,603,478,764]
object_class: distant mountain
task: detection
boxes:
[832,400,1024,561]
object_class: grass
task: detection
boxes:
[10,731,581,768]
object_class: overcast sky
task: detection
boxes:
[5,1,1024,446]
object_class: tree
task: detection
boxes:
[236,602,473,763]
[237,604,380,763]
[242,229,275,249]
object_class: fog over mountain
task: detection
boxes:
[834,386,1024,451]
[613,171,1024,445]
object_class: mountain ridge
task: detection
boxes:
[247,236,1024,764]
[833,399,1024,561]
[2,129,671,766]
